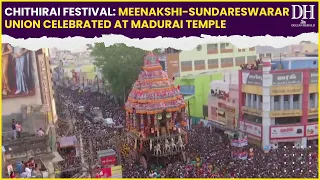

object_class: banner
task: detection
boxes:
[111,165,123,178]
[308,108,318,115]
[270,126,304,139]
[239,121,262,138]
[272,72,302,86]
[232,151,248,160]
[231,138,248,147]
[269,110,302,118]
[269,85,303,95]
[242,107,262,116]
[100,155,117,166]
[309,71,318,84]
[2,44,36,99]
[306,124,318,137]
[179,85,195,95]
[242,72,263,85]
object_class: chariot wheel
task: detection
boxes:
[140,156,148,169]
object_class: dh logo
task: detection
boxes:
[291,5,315,20]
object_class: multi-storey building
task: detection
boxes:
[179,42,257,77]
[2,46,58,177]
[177,42,317,78]
[207,70,239,131]
[256,41,318,59]
[238,56,318,149]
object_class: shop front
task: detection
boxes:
[269,125,305,149]
[238,121,262,146]
[306,123,318,147]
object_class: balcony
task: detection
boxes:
[3,135,53,163]
[293,101,300,109]
[309,101,316,108]
[274,102,281,110]
[273,101,301,110]
[284,101,290,109]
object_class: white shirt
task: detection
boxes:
[25,167,32,177]
[37,130,44,137]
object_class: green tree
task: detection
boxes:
[90,43,146,103]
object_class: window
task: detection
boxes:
[196,45,202,51]
[181,61,193,72]
[207,44,218,54]
[247,55,257,64]
[220,43,229,49]
[265,53,272,58]
[194,60,205,66]
[249,47,255,51]
[284,95,289,101]
[259,53,264,59]
[208,59,218,65]
[194,60,205,70]
[207,44,218,50]
[275,117,301,125]
[293,94,299,101]
[221,58,234,67]
[181,61,192,66]
[252,94,256,101]
[274,95,280,102]
[208,59,219,69]
[235,56,245,66]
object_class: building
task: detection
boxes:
[175,72,223,125]
[256,41,318,59]
[207,70,239,131]
[72,64,102,87]
[156,48,180,79]
[271,56,318,70]
[2,45,58,177]
[238,56,318,149]
[179,43,257,77]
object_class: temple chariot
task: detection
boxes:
[124,52,188,168]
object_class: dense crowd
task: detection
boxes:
[122,126,318,178]
[55,87,125,177]
[55,86,318,178]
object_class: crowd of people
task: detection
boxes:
[122,126,318,178]
[8,158,43,178]
[55,87,125,177]
[54,86,318,178]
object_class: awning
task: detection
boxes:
[52,152,64,162]
[59,136,77,148]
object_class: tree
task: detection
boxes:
[90,43,146,103]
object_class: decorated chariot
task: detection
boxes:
[124,52,188,168]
